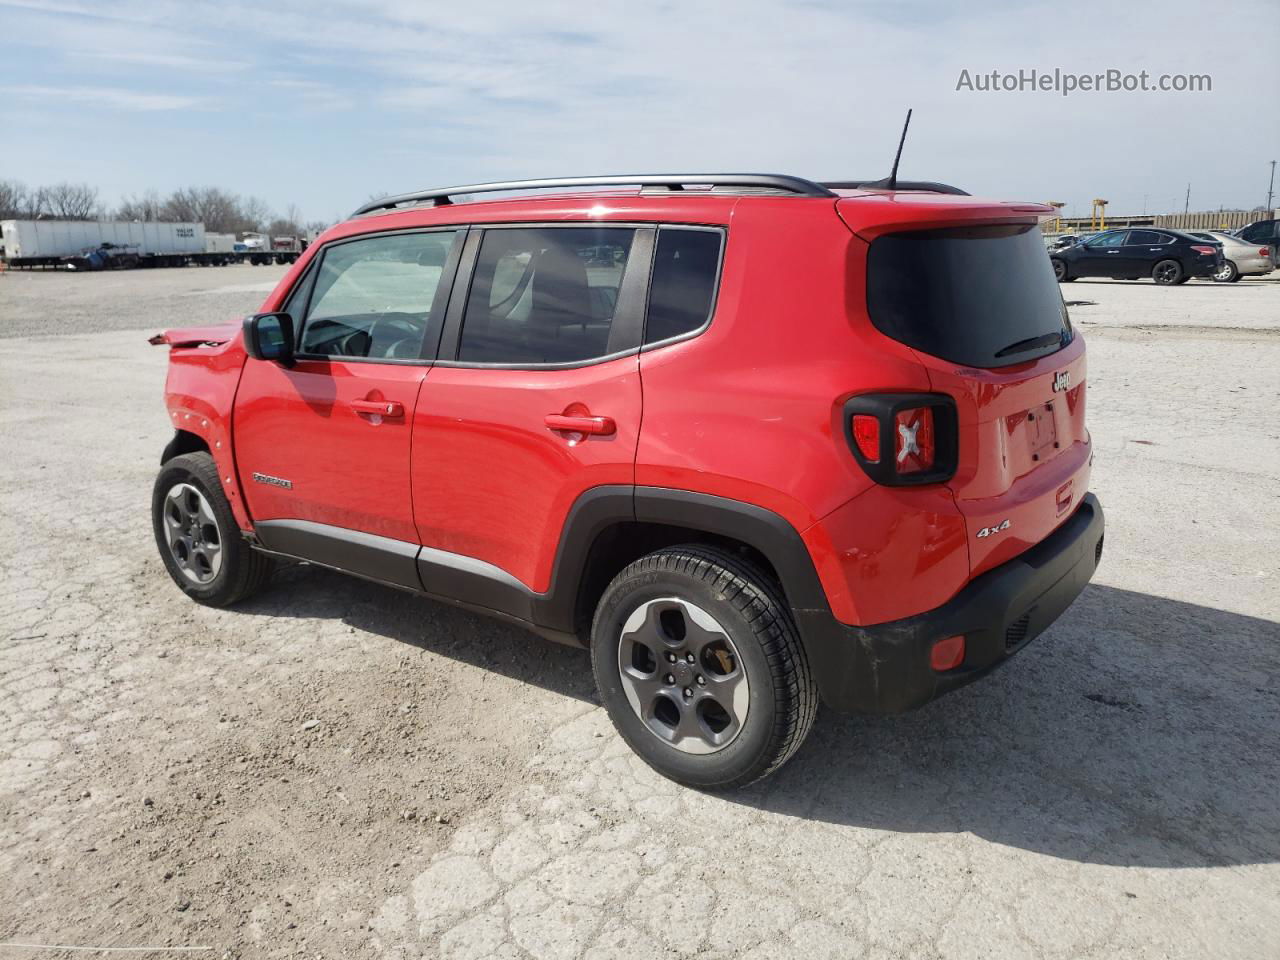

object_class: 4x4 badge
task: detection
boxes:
[1052,371,1071,392]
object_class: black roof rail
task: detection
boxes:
[822,179,970,196]
[353,174,837,217]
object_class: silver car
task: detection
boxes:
[1189,231,1276,282]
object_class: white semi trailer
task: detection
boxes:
[0,220,306,269]
[0,220,204,267]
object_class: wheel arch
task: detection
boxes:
[535,486,834,644]
[161,428,210,465]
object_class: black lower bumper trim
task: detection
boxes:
[797,493,1104,714]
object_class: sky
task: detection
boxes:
[2,0,1277,225]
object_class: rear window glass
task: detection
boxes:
[644,228,723,344]
[866,224,1071,369]
[458,227,635,364]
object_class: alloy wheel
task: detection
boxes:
[616,597,750,755]
[163,482,223,584]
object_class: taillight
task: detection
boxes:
[851,415,880,462]
[1262,248,1272,258]
[1190,244,1218,256]
[894,406,935,474]
[843,393,957,486]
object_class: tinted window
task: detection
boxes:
[867,224,1070,370]
[1240,221,1277,243]
[1089,231,1127,247]
[300,231,458,359]
[458,227,634,364]
[1128,230,1165,245]
[645,228,722,344]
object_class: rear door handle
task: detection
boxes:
[545,414,615,436]
[352,399,404,418]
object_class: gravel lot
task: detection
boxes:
[1,264,1278,959]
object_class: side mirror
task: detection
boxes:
[243,312,295,366]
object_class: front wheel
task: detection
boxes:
[1153,259,1183,285]
[591,545,817,790]
[1051,258,1072,282]
[1213,260,1239,283]
[152,452,274,606]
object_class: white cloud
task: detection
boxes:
[1,84,202,111]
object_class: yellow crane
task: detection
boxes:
[1090,199,1109,232]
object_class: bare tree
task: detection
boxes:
[237,196,272,234]
[161,186,243,232]
[0,179,35,219]
[116,190,164,222]
[266,202,305,238]
[41,182,102,219]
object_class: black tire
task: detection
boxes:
[1213,260,1239,283]
[591,545,817,790]
[1051,258,1073,282]
[152,452,274,606]
[1153,259,1183,285]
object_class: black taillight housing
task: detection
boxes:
[842,393,958,486]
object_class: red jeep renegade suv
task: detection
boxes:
[151,174,1104,788]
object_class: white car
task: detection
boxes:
[1189,231,1276,282]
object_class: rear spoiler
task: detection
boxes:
[148,322,240,348]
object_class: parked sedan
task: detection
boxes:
[1187,231,1276,282]
[1050,228,1222,285]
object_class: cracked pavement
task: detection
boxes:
[1,266,1278,958]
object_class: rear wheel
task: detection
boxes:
[152,452,274,606]
[1153,259,1183,285]
[591,545,817,790]
[1051,258,1072,282]
[1213,260,1239,282]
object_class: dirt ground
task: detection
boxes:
[1,264,1278,959]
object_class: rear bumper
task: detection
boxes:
[796,493,1104,714]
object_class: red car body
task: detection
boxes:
[156,177,1103,716]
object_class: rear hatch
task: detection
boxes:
[842,196,1092,577]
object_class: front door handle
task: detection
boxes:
[545,414,615,436]
[352,399,404,418]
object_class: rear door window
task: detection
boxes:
[866,223,1071,369]
[1128,230,1166,246]
[457,227,636,364]
[644,228,724,345]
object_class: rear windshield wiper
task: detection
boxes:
[993,331,1066,359]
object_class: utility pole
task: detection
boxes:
[1183,183,1190,215]
[1268,160,1276,212]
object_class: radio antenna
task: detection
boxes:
[886,108,912,190]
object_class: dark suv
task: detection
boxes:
[151,174,1104,788]
[1050,227,1222,284]
[1237,218,1280,259]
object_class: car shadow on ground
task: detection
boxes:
[239,572,1279,870]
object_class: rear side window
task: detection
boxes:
[1128,230,1166,245]
[866,224,1070,369]
[299,231,458,359]
[644,228,723,345]
[458,227,635,364]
